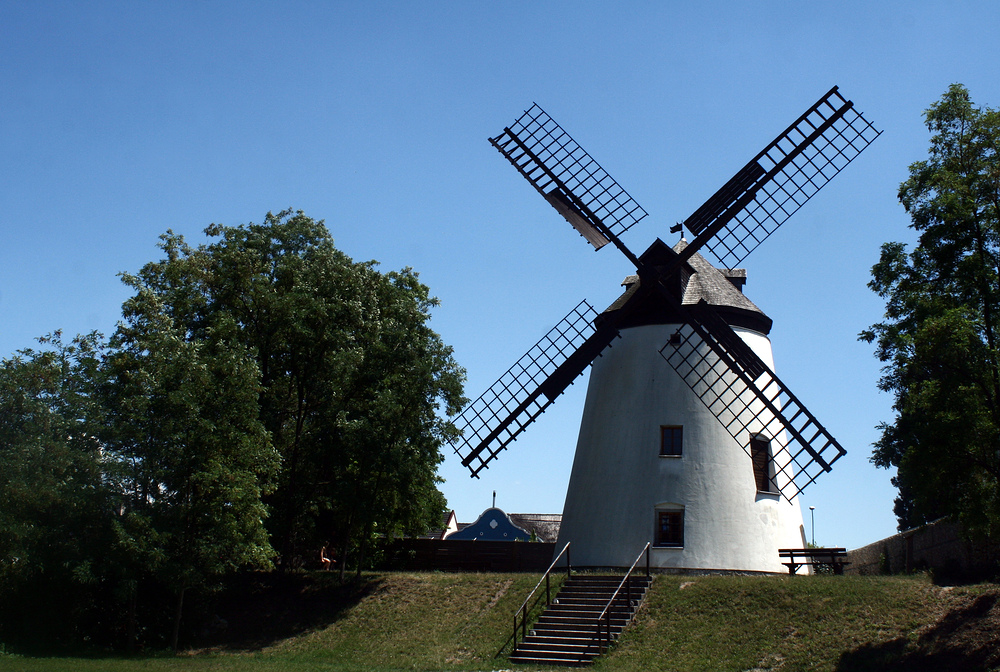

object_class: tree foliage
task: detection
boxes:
[126,210,466,571]
[862,85,1000,536]
[102,283,278,649]
[0,333,113,647]
[0,209,464,650]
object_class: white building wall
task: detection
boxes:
[555,323,807,572]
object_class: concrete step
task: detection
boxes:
[541,610,633,624]
[511,644,601,662]
[508,654,592,667]
[549,608,638,618]
[564,575,652,584]
[547,598,637,609]
[541,611,633,623]
[555,590,649,601]
[530,620,625,634]
[516,640,603,654]
[522,634,606,647]
[552,598,640,609]
[536,613,630,626]
[533,622,627,637]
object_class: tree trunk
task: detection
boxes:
[170,585,187,651]
[277,382,309,569]
[339,512,352,582]
[338,540,349,582]
[356,529,368,580]
[355,470,383,579]
[126,583,137,653]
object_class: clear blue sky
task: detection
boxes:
[3,1,999,550]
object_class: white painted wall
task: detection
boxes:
[555,323,808,572]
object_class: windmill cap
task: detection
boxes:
[601,239,772,334]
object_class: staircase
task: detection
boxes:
[509,573,653,666]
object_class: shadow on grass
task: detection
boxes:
[187,571,385,652]
[836,593,1000,672]
[1,572,383,658]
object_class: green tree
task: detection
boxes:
[329,265,460,577]
[123,209,465,572]
[0,332,110,646]
[102,283,278,650]
[862,84,1000,536]
[0,208,463,651]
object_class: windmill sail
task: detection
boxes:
[682,86,881,269]
[490,104,648,251]
[658,300,846,499]
[463,87,877,498]
[453,300,618,477]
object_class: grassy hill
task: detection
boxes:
[1,571,998,672]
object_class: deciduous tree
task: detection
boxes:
[0,332,110,645]
[123,209,465,571]
[862,85,1000,536]
[102,286,278,650]
[0,208,463,651]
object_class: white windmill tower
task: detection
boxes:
[556,239,807,571]
[453,88,880,572]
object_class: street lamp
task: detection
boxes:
[809,506,816,547]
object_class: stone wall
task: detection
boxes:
[847,518,998,579]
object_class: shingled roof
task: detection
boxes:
[601,238,772,334]
[508,513,562,543]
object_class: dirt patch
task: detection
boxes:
[744,652,786,671]
[484,578,514,610]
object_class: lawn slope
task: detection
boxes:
[1,572,998,672]
[603,574,1000,672]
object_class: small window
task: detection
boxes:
[655,510,684,547]
[750,436,776,493]
[660,426,683,456]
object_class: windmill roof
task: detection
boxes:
[602,238,772,334]
[677,240,765,313]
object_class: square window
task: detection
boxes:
[661,426,683,456]
[655,510,684,547]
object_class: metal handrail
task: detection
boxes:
[593,542,651,654]
[496,542,572,657]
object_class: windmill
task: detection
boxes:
[453,87,880,571]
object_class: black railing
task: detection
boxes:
[593,542,651,654]
[497,542,572,657]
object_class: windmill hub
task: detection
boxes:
[603,239,771,336]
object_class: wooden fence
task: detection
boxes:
[384,539,557,572]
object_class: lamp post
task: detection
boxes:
[809,506,816,547]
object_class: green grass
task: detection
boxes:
[598,574,944,672]
[1,572,996,672]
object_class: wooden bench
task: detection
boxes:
[779,548,849,575]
